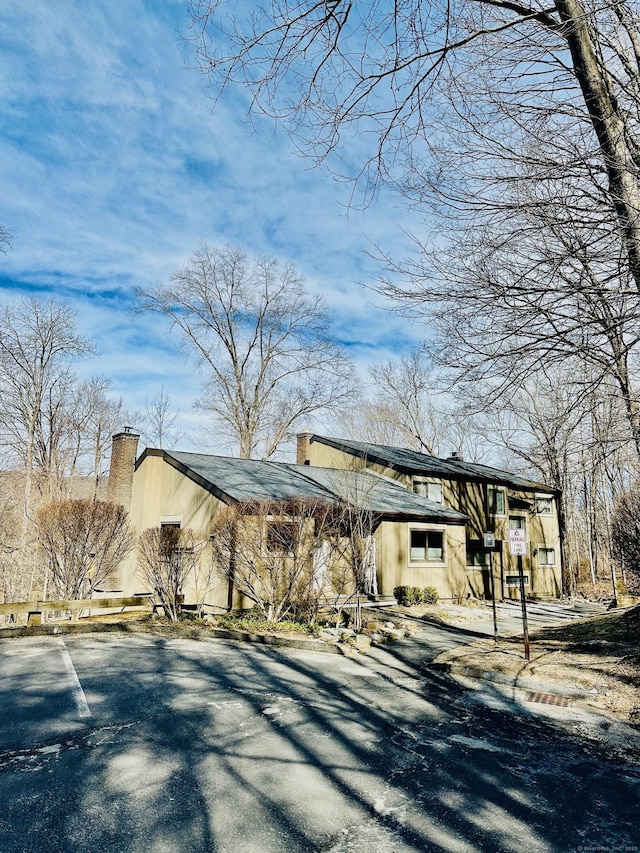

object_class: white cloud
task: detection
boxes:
[0,0,429,450]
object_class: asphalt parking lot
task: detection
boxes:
[1,624,638,852]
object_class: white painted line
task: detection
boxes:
[56,639,91,718]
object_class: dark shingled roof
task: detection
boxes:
[309,436,559,494]
[152,450,468,524]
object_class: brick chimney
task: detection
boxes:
[107,427,140,512]
[296,430,312,465]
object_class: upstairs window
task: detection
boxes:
[535,496,553,515]
[488,487,505,516]
[413,481,443,503]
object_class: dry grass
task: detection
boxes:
[433,604,640,723]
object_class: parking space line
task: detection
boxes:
[56,638,91,718]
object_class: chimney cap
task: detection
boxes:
[114,426,140,438]
[447,451,463,462]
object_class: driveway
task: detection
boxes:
[0,622,638,852]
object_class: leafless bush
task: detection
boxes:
[36,498,134,600]
[210,498,360,622]
[137,526,201,620]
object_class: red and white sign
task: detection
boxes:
[508,529,527,556]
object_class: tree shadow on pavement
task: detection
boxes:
[0,631,638,852]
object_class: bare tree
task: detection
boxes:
[0,225,13,254]
[187,2,640,470]
[610,486,640,595]
[368,351,442,454]
[138,244,355,459]
[377,152,640,455]
[137,526,201,620]
[0,297,93,543]
[189,2,640,291]
[141,383,183,449]
[78,379,131,498]
[0,475,24,607]
[480,368,639,597]
[36,499,134,601]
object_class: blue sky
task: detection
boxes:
[0,0,426,447]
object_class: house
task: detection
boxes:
[296,433,563,600]
[106,430,469,609]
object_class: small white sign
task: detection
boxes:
[508,529,526,556]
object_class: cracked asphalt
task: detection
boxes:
[0,623,638,852]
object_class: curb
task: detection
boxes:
[0,620,348,655]
[428,659,589,698]
[206,626,345,654]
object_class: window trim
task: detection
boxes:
[537,546,556,566]
[412,480,443,504]
[408,525,446,565]
[535,495,554,516]
[488,487,506,517]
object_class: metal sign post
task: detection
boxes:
[483,531,498,642]
[508,529,530,661]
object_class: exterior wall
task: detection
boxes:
[125,453,234,609]
[306,441,408,486]
[375,520,467,600]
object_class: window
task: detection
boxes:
[509,516,525,530]
[413,481,443,503]
[470,551,489,567]
[267,522,296,553]
[488,487,505,515]
[538,547,556,566]
[410,529,444,562]
[506,574,529,586]
[535,496,553,515]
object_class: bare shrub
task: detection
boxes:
[36,498,134,600]
[137,527,201,620]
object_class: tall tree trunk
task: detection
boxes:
[555,0,640,290]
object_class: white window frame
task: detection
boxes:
[535,495,554,515]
